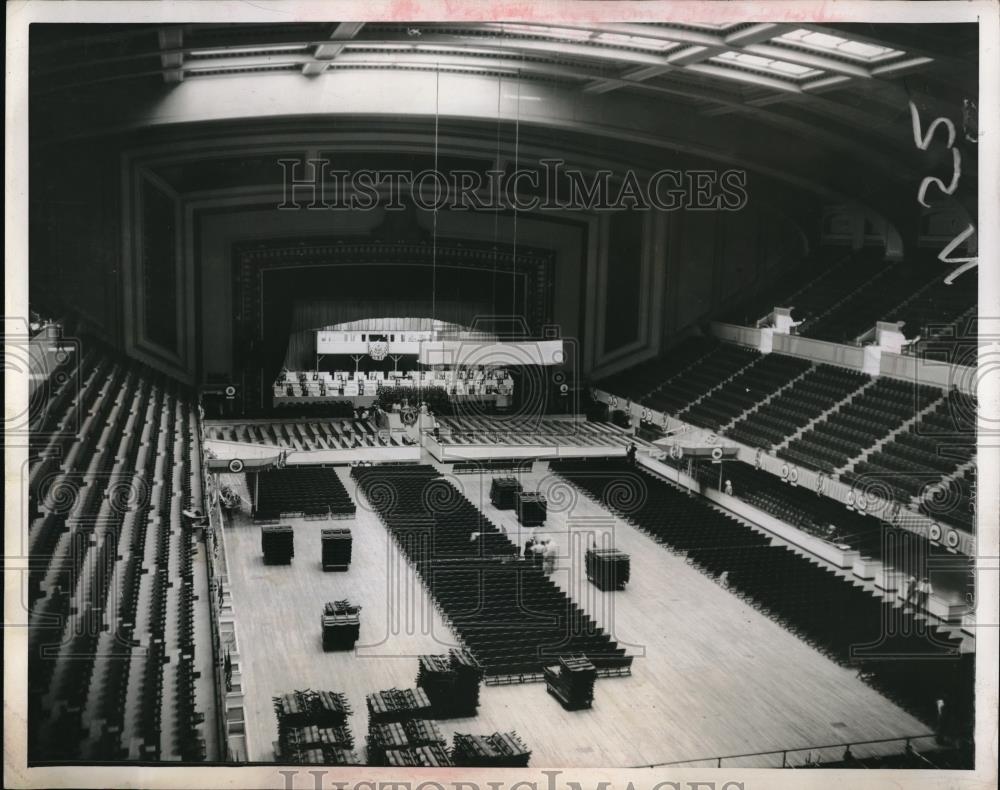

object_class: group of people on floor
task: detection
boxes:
[524,537,558,573]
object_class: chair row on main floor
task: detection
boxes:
[350,465,631,677]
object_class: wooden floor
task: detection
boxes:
[221,458,931,768]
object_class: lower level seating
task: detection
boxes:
[681,353,811,432]
[255,466,356,519]
[782,379,942,474]
[726,364,868,450]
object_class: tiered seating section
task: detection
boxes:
[255,466,356,520]
[782,246,889,338]
[842,391,976,504]
[206,418,414,450]
[644,343,760,415]
[594,336,719,401]
[350,465,631,681]
[782,379,942,474]
[550,459,973,733]
[680,353,811,432]
[275,367,513,399]
[27,339,211,761]
[727,363,869,449]
[799,255,941,343]
[723,245,976,347]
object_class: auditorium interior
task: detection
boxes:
[23,19,986,771]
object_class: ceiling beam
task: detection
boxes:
[159,27,184,83]
[303,21,366,75]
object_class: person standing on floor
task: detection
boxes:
[917,576,933,609]
[543,539,558,574]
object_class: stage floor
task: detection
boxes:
[219,459,932,768]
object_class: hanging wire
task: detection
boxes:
[431,65,439,328]
[492,74,502,320]
[512,64,521,330]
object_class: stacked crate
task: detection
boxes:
[543,655,596,710]
[321,528,353,571]
[489,477,522,510]
[585,548,631,590]
[416,649,483,717]
[261,524,294,564]
[451,731,531,767]
[515,492,547,526]
[321,600,361,651]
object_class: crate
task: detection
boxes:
[489,477,523,510]
[543,654,596,710]
[321,528,352,571]
[585,547,630,590]
[261,524,294,564]
[515,492,547,527]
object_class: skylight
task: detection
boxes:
[493,24,594,42]
[712,50,823,80]
[775,29,905,63]
[595,32,679,52]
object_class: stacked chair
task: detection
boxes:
[366,719,448,766]
[415,649,483,717]
[321,528,353,571]
[273,690,357,764]
[261,524,294,564]
[489,477,522,509]
[321,600,361,651]
[451,732,532,767]
[543,655,597,710]
[516,491,547,526]
[585,548,630,591]
[366,688,433,724]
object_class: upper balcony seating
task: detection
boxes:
[351,465,630,679]
[884,270,977,344]
[255,466,356,519]
[27,337,210,762]
[594,336,719,401]
[643,344,760,416]
[781,378,941,475]
[799,256,942,343]
[726,364,869,450]
[786,246,890,333]
[680,353,811,432]
[549,458,969,727]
